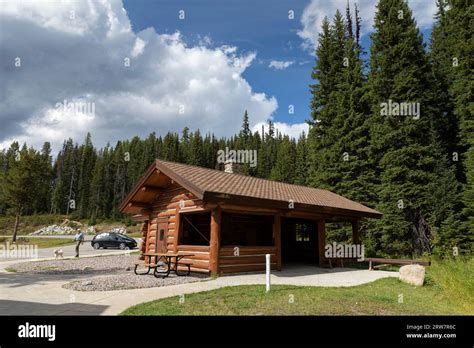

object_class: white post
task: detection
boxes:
[265,253,271,292]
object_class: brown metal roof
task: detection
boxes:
[120,159,382,219]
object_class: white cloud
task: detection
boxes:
[268,60,294,70]
[252,122,309,139]
[298,0,438,52]
[0,0,277,152]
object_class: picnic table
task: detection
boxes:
[134,252,194,278]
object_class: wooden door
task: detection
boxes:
[156,220,168,254]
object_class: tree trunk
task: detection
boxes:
[412,209,432,255]
[12,212,20,243]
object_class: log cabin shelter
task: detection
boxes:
[120,160,382,275]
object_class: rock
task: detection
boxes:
[399,264,425,286]
[125,266,131,271]
[31,224,76,235]
[110,226,127,234]
[84,226,96,234]
[82,266,93,272]
[81,280,92,286]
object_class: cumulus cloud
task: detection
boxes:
[268,60,294,70]
[252,122,309,139]
[298,0,438,52]
[0,0,277,152]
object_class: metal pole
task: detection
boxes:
[266,253,271,292]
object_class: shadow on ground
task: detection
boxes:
[0,299,108,315]
[0,272,96,288]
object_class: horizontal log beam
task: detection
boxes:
[128,202,151,209]
[140,186,163,194]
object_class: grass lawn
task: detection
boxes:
[0,215,65,235]
[125,231,142,238]
[0,237,75,249]
[121,258,473,316]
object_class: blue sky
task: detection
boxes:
[0,0,438,152]
[122,0,434,130]
[123,0,314,127]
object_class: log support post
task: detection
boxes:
[274,214,282,271]
[210,206,221,275]
[318,219,326,267]
[139,220,149,260]
[174,208,180,254]
[352,220,360,245]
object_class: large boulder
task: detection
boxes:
[399,264,425,286]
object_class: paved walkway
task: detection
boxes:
[0,261,398,315]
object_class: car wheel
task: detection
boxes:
[119,243,126,250]
[93,243,100,250]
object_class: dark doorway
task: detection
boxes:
[221,212,274,246]
[281,218,318,264]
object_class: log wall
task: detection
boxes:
[141,184,330,274]
[146,184,210,273]
[219,246,278,274]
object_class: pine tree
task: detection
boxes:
[270,135,296,183]
[77,133,96,218]
[308,11,347,191]
[89,149,106,223]
[462,145,474,251]
[34,142,54,213]
[2,145,42,241]
[239,110,251,147]
[430,0,474,252]
[294,132,309,185]
[430,0,463,180]
[367,0,460,256]
[189,130,204,166]
[51,138,79,214]
[180,127,191,163]
[162,132,180,161]
[333,3,377,206]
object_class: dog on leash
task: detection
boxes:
[53,249,64,259]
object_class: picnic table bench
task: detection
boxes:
[364,257,431,270]
[134,252,194,278]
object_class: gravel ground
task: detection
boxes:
[63,273,207,291]
[9,255,137,275]
[8,255,208,291]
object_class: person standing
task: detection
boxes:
[74,231,85,258]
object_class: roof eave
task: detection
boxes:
[119,160,206,214]
[119,161,158,213]
[203,191,383,219]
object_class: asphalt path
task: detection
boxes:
[0,237,141,261]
